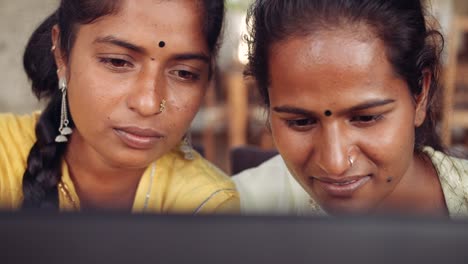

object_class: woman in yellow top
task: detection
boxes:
[0,0,239,213]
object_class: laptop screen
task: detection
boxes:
[1,212,467,264]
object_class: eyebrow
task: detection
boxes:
[272,106,315,116]
[94,36,146,53]
[272,99,396,116]
[93,35,210,63]
[346,99,396,112]
[171,53,210,64]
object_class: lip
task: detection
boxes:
[113,126,165,150]
[312,175,371,198]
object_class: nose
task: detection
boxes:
[126,72,165,117]
[315,124,352,176]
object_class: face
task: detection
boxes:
[53,0,210,169]
[268,27,429,214]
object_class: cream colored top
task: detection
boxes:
[233,147,468,218]
[0,113,239,214]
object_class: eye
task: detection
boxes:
[285,118,317,131]
[99,57,134,70]
[170,70,200,81]
[350,114,383,125]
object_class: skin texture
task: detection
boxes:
[268,27,446,215]
[52,0,210,210]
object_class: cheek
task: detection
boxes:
[168,89,205,128]
[67,60,121,107]
[67,76,121,122]
[359,114,416,176]
[167,80,205,108]
[270,117,311,171]
[173,97,201,113]
[66,69,130,138]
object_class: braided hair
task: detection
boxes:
[21,0,225,209]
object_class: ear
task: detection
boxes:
[51,25,67,78]
[414,69,431,127]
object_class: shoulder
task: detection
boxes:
[424,147,468,217]
[424,147,468,182]
[0,112,39,209]
[160,149,233,187]
[0,112,38,138]
[0,112,38,161]
[157,149,238,214]
[232,155,305,214]
[232,154,290,188]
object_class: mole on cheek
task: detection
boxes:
[386,177,393,183]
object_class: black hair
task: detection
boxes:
[245,0,444,152]
[21,0,225,209]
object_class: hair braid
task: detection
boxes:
[21,95,67,209]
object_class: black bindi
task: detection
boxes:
[158,41,166,48]
[324,110,332,117]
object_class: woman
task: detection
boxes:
[0,0,239,213]
[233,0,468,218]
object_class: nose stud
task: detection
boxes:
[348,156,354,168]
[159,99,166,113]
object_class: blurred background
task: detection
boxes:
[1,0,468,173]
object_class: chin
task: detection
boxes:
[108,151,157,169]
[321,199,374,216]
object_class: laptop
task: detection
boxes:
[1,212,467,264]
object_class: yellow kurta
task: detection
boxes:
[0,113,239,214]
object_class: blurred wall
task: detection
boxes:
[0,0,58,114]
[455,0,468,14]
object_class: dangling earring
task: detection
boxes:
[179,133,194,160]
[55,78,73,143]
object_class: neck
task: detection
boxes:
[64,134,146,211]
[376,152,448,217]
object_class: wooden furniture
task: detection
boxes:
[442,15,468,145]
[226,71,249,148]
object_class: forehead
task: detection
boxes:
[75,0,207,52]
[267,28,405,105]
[118,0,202,27]
[269,27,390,79]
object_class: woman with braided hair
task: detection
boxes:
[0,0,239,213]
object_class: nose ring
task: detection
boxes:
[159,99,166,113]
[348,156,354,168]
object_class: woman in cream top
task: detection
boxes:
[233,0,467,217]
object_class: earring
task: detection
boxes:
[55,78,73,143]
[348,156,354,168]
[159,99,166,113]
[179,133,194,160]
